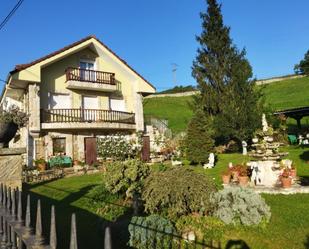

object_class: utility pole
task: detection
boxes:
[171,63,178,85]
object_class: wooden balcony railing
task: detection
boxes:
[41,108,135,124]
[65,67,116,85]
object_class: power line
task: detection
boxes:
[0,0,24,31]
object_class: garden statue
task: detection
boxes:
[262,113,268,132]
[242,141,247,155]
[203,153,215,169]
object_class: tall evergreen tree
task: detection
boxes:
[294,49,309,75]
[192,0,261,146]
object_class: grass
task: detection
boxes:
[143,95,194,133]
[143,76,309,133]
[261,76,309,110]
[24,174,131,249]
[26,146,309,249]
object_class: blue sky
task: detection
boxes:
[0,0,309,91]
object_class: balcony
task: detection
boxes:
[40,108,136,130]
[65,67,118,92]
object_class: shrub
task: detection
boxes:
[184,110,214,164]
[142,167,217,220]
[128,215,177,249]
[87,185,128,221]
[175,215,225,241]
[97,134,141,160]
[0,105,28,128]
[210,187,271,226]
[104,159,150,198]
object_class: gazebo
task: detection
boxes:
[274,106,309,129]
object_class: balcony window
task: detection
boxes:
[80,60,95,81]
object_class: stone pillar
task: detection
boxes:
[28,83,41,137]
[0,148,26,190]
[134,92,144,132]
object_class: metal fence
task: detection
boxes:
[0,184,112,249]
[128,221,222,249]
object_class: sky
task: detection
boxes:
[0,0,309,92]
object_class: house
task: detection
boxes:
[0,35,156,165]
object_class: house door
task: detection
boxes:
[84,137,97,165]
[141,136,150,162]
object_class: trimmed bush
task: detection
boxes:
[87,185,128,221]
[176,215,225,241]
[142,167,217,220]
[128,215,177,249]
[210,187,271,226]
[104,159,150,198]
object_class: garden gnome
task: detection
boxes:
[242,141,248,155]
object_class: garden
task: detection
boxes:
[26,145,309,249]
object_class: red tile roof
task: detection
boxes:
[11,35,155,90]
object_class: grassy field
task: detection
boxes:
[26,146,309,249]
[143,76,309,133]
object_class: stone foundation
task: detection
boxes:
[0,148,26,189]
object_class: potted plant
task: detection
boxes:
[281,169,292,188]
[290,165,297,178]
[230,164,242,181]
[0,105,28,148]
[34,158,47,171]
[221,169,231,184]
[238,165,249,186]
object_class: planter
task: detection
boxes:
[37,163,47,172]
[0,122,18,148]
[231,171,239,181]
[290,168,297,178]
[238,176,249,186]
[281,177,292,188]
[222,174,231,184]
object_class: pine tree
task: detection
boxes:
[184,109,214,164]
[192,0,262,147]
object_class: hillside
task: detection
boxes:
[143,76,309,133]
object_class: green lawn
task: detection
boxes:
[143,76,309,133]
[26,146,309,249]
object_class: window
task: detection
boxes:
[53,138,66,155]
[80,60,95,81]
[110,98,126,112]
[49,93,71,109]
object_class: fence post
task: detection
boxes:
[104,226,112,249]
[50,205,57,249]
[70,213,78,249]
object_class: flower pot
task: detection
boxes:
[37,163,46,172]
[222,174,231,184]
[281,177,292,188]
[290,168,297,178]
[0,122,18,148]
[238,176,249,186]
[231,171,239,181]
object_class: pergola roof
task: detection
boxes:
[274,106,309,119]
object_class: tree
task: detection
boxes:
[192,0,262,146]
[294,49,309,75]
[184,109,214,164]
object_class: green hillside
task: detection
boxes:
[143,76,309,133]
[261,76,309,110]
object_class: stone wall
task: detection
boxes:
[0,148,26,189]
